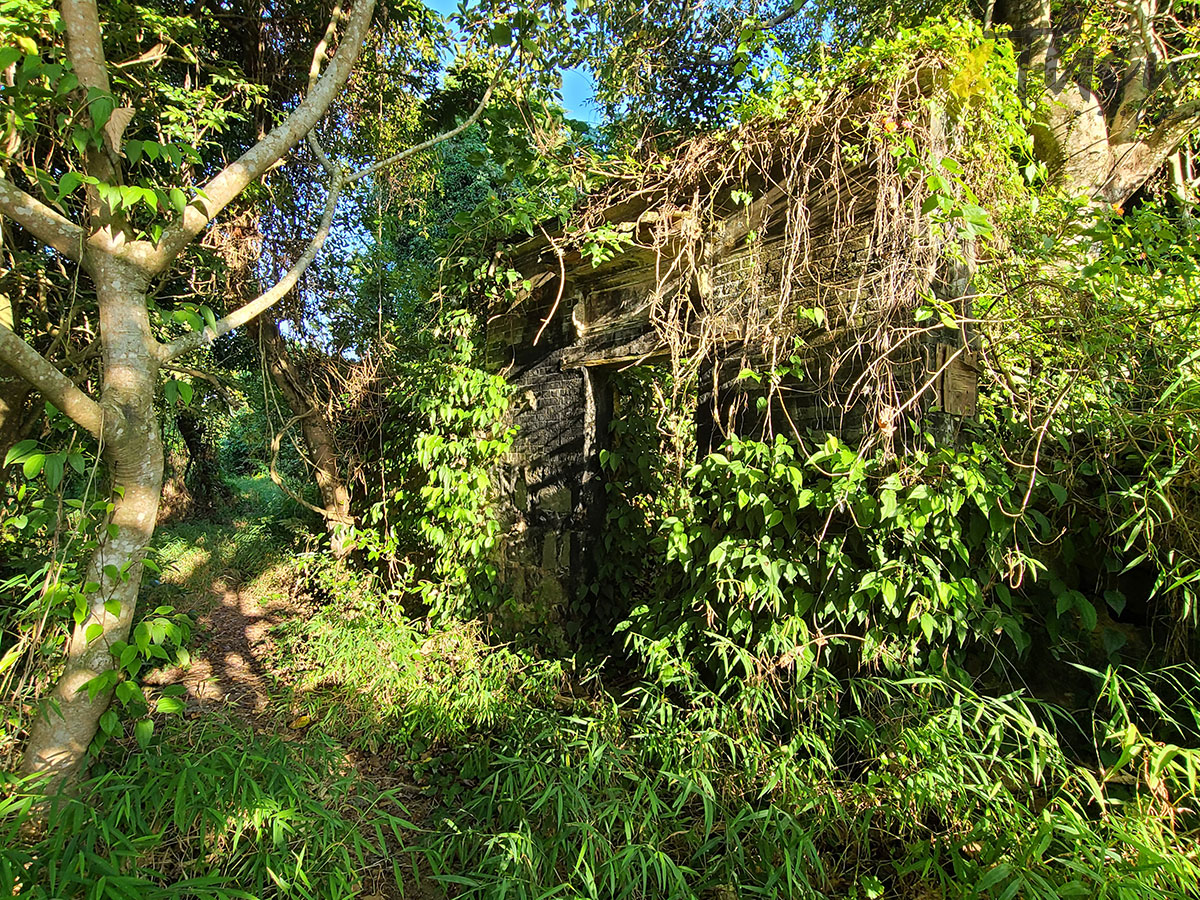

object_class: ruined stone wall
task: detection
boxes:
[485,280,597,642]
[486,201,975,626]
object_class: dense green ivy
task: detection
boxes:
[347,311,515,620]
[622,432,1042,688]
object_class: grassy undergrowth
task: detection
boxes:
[6,635,1200,898]
[277,600,566,753]
[5,503,1200,899]
[144,473,315,610]
[401,669,1200,900]
[1,715,416,899]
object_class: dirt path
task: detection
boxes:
[143,566,440,899]
[137,494,448,896]
[144,581,294,722]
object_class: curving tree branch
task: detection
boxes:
[143,0,377,275]
[347,45,516,183]
[160,169,347,361]
[0,325,104,440]
[1143,99,1200,155]
[0,177,84,261]
[162,46,515,362]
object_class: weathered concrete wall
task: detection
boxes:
[486,279,599,640]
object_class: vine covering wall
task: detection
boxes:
[487,28,1018,624]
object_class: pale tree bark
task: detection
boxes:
[0,0,378,787]
[0,178,84,260]
[21,257,164,778]
[0,0,515,786]
[1006,0,1200,204]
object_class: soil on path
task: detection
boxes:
[142,572,440,900]
[143,581,292,721]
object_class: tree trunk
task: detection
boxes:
[1005,0,1200,204]
[252,316,353,557]
[21,260,163,784]
[0,0,380,787]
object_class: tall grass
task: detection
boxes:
[275,568,565,751]
[405,667,1200,900]
[0,717,416,899]
[143,473,317,609]
[8,496,1200,899]
[275,587,1200,899]
[7,595,1200,898]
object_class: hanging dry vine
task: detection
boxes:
[507,34,1025,457]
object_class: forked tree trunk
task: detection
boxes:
[0,0,499,783]
[21,260,163,782]
[1006,0,1200,204]
[253,316,353,558]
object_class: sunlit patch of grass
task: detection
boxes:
[225,473,313,525]
[144,511,305,616]
[274,579,565,753]
[159,543,213,590]
[0,714,418,899]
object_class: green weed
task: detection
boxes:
[396,658,1200,900]
[0,716,416,899]
[146,477,310,604]
[275,585,564,752]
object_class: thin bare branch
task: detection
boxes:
[160,170,346,361]
[0,325,103,440]
[146,0,376,275]
[112,42,167,70]
[346,45,516,184]
[306,1,344,176]
[0,177,84,260]
[709,0,813,68]
[162,362,237,406]
[161,36,510,361]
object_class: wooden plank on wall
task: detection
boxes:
[931,344,978,417]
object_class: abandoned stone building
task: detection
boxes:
[485,120,981,620]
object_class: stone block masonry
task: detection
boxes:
[486,160,977,627]
[486,277,597,642]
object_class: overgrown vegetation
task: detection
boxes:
[3,0,1200,897]
[2,717,416,899]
